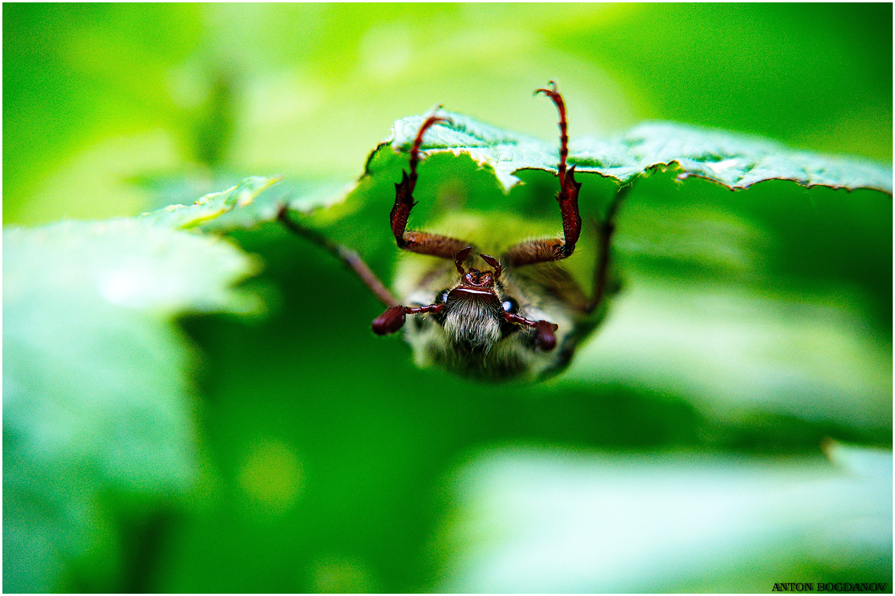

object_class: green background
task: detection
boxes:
[4,3,892,593]
[4,3,891,225]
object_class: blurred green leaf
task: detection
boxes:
[134,173,356,235]
[138,175,283,230]
[434,443,892,592]
[201,177,355,233]
[3,199,266,591]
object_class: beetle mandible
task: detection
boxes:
[279,82,627,382]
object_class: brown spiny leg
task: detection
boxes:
[585,185,628,313]
[501,184,627,321]
[278,206,398,307]
[278,205,453,336]
[391,111,475,260]
[503,81,583,267]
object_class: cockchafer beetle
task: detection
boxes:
[279,82,627,382]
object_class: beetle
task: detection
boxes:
[279,82,626,382]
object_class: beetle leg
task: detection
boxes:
[391,110,474,261]
[279,207,446,335]
[372,303,444,336]
[278,206,398,307]
[584,185,628,313]
[503,81,582,267]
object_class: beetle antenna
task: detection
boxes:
[454,246,472,274]
[479,253,502,280]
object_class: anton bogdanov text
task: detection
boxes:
[772,583,888,592]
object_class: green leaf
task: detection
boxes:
[138,175,284,230]
[3,171,362,591]
[134,174,353,234]
[385,113,893,194]
[434,444,892,592]
[3,209,264,591]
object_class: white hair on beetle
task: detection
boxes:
[443,298,501,353]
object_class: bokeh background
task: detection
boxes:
[4,3,892,593]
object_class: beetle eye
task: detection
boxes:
[501,297,519,314]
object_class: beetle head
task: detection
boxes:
[373,247,558,354]
[438,247,505,353]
